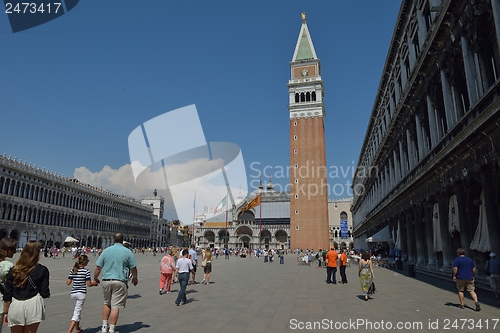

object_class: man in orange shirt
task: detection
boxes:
[325,246,338,284]
[339,249,348,284]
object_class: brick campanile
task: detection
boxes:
[288,13,330,251]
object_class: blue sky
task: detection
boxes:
[0,1,400,221]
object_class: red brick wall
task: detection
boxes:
[290,116,330,251]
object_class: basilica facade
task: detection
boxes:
[193,181,353,250]
[352,0,500,285]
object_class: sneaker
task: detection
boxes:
[201,279,206,284]
[166,291,171,294]
[475,302,481,311]
[159,290,163,295]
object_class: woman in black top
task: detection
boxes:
[3,241,50,333]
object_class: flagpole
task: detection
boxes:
[225,190,228,248]
[259,194,262,236]
[192,190,196,247]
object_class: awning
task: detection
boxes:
[64,236,79,243]
[366,226,393,243]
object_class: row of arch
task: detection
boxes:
[0,203,149,236]
[294,91,317,103]
[0,176,151,223]
[0,228,151,249]
[202,227,288,243]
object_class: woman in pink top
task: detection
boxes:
[159,249,175,294]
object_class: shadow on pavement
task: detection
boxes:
[386,267,500,309]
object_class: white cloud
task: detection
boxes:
[73,164,147,199]
[73,158,248,224]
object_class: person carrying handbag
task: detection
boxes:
[358,252,375,301]
[201,247,213,285]
[3,241,50,333]
[159,250,175,294]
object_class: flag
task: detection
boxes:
[241,194,261,214]
[214,195,227,214]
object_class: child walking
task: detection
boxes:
[67,255,98,333]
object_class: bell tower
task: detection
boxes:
[288,13,330,251]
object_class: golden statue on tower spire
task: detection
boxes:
[301,12,306,22]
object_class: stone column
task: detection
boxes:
[492,0,500,59]
[440,68,455,131]
[480,169,500,255]
[393,151,400,183]
[405,209,416,263]
[399,141,407,176]
[385,168,390,196]
[429,0,441,21]
[395,77,401,103]
[389,93,395,116]
[415,114,424,161]
[406,129,415,170]
[400,56,408,88]
[437,194,453,269]
[426,96,438,147]
[417,10,428,49]
[407,37,416,70]
[454,183,471,257]
[413,204,425,266]
[460,34,479,105]
[424,200,437,267]
[399,218,408,258]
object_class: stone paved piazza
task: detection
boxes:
[7,253,500,333]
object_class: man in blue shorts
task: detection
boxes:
[452,248,480,311]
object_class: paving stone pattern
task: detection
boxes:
[11,253,500,333]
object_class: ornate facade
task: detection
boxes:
[352,0,500,283]
[328,198,354,250]
[194,181,353,250]
[0,154,153,248]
